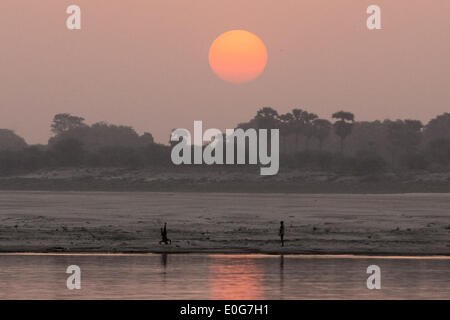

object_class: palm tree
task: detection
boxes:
[291,109,319,151]
[312,119,332,151]
[254,107,280,154]
[332,111,355,153]
[302,112,318,150]
[278,112,294,153]
[255,107,279,130]
[291,109,305,152]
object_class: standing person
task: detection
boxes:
[159,222,171,245]
[279,221,285,247]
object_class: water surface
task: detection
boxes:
[0,254,448,299]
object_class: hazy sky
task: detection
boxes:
[1,0,449,144]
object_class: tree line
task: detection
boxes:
[238,107,450,174]
[0,110,450,175]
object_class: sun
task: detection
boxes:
[209,30,268,84]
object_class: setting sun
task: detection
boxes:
[208,30,268,83]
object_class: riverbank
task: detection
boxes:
[1,167,450,193]
[0,191,448,255]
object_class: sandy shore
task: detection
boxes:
[0,191,449,255]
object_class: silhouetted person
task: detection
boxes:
[159,223,171,245]
[279,221,285,247]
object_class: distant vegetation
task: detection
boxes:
[1,110,450,176]
[0,129,27,151]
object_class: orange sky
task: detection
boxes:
[1,0,449,144]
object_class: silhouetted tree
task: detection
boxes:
[4,108,450,176]
[50,121,153,151]
[254,107,279,130]
[302,112,318,150]
[139,132,155,145]
[0,129,27,151]
[427,138,450,165]
[424,113,450,143]
[50,138,84,166]
[21,145,47,171]
[332,111,355,153]
[344,121,391,161]
[312,119,332,151]
[51,113,86,135]
[386,120,423,167]
[278,112,294,153]
[291,109,304,152]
